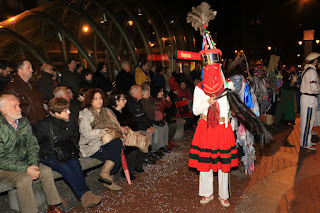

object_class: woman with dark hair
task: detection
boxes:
[110,90,144,180]
[33,98,101,209]
[151,86,178,148]
[79,88,123,191]
[93,63,113,95]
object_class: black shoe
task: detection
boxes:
[149,153,161,160]
[135,168,144,173]
[121,171,136,181]
[160,147,171,153]
[144,157,156,165]
[156,150,165,157]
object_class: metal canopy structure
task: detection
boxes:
[0,0,196,79]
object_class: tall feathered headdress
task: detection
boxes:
[186,2,217,35]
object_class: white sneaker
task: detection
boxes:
[309,142,318,146]
[200,194,214,205]
[302,146,316,150]
[218,196,230,208]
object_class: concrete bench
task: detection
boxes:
[0,157,103,212]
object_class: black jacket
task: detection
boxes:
[32,115,79,160]
[115,70,134,93]
[126,95,153,131]
[0,76,11,93]
[60,69,82,94]
[37,71,56,102]
[110,107,138,130]
[93,72,113,94]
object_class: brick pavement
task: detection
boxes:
[66,117,320,213]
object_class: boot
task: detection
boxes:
[103,176,122,191]
[98,160,114,185]
[81,191,102,209]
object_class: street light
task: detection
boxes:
[297,54,301,57]
[128,20,133,26]
[268,46,271,51]
[234,50,238,53]
[298,41,303,45]
[316,40,320,44]
[82,26,89,33]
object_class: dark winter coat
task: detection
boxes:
[126,95,153,131]
[110,107,138,130]
[0,114,40,173]
[3,74,47,124]
[93,72,113,94]
[60,69,82,94]
[0,76,11,93]
[115,70,135,92]
[32,115,79,160]
[37,71,56,102]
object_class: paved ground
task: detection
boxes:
[1,115,320,213]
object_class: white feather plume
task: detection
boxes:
[186,2,217,35]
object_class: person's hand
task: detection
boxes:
[165,96,171,101]
[147,127,154,134]
[208,97,216,105]
[107,91,112,96]
[27,166,40,180]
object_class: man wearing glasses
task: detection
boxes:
[37,63,57,102]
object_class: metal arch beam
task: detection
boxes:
[15,11,96,71]
[158,12,175,53]
[0,28,47,64]
[87,0,138,65]
[45,3,121,71]
[141,7,165,66]
[111,0,152,63]
[61,0,137,66]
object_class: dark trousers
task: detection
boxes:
[168,122,177,140]
[124,147,145,175]
[91,138,122,175]
[41,157,89,200]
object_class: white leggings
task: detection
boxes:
[199,169,230,200]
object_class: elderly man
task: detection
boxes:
[3,59,47,124]
[37,63,56,102]
[300,52,320,150]
[0,59,12,92]
[0,94,63,213]
[126,85,160,165]
[116,61,134,92]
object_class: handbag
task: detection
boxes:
[49,121,79,162]
[124,129,151,153]
[101,128,124,145]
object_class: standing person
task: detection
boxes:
[93,63,113,96]
[60,59,82,94]
[135,60,150,86]
[300,52,320,150]
[0,59,12,92]
[33,98,101,209]
[0,94,63,213]
[79,88,123,191]
[3,59,47,124]
[115,61,135,93]
[188,49,238,207]
[37,63,56,102]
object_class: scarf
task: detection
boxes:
[88,107,120,131]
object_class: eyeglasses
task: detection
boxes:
[120,98,126,101]
[62,109,70,113]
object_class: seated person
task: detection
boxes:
[151,86,178,148]
[110,90,145,180]
[0,94,63,213]
[32,98,101,209]
[177,80,193,102]
[140,84,171,156]
[126,85,157,164]
[79,88,123,191]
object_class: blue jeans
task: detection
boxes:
[41,157,89,199]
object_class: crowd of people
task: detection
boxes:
[0,51,319,211]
